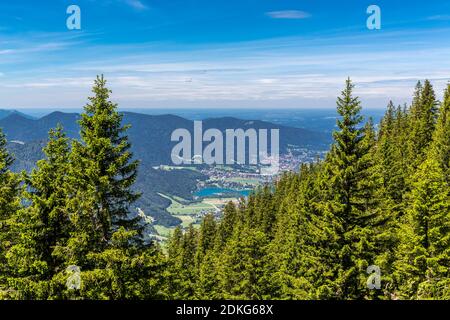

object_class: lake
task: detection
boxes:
[195,187,252,198]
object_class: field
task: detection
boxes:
[223,177,261,186]
[154,193,239,237]
[158,193,217,215]
[207,176,262,188]
[153,225,173,238]
[203,197,238,206]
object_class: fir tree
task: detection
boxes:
[407,80,438,169]
[51,76,164,300]
[394,84,450,299]
[65,75,141,265]
[0,129,22,297]
[218,227,269,299]
[4,126,71,299]
[394,158,450,299]
[215,201,238,250]
[431,83,450,182]
[195,214,217,269]
[318,78,382,299]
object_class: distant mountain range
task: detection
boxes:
[0,109,35,121]
[0,111,330,164]
[1,110,331,227]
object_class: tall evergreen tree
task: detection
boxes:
[394,84,450,299]
[407,80,438,169]
[178,225,198,298]
[431,83,450,181]
[195,214,217,269]
[50,76,165,300]
[318,78,382,299]
[4,126,71,299]
[215,201,238,250]
[269,165,323,299]
[394,158,450,299]
[218,226,269,299]
[0,129,22,297]
[165,226,184,298]
[65,75,141,265]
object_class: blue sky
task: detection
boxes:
[1,0,450,109]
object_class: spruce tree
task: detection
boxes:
[50,76,165,299]
[407,80,438,170]
[165,226,184,298]
[178,225,198,298]
[269,165,322,299]
[394,158,449,299]
[78,227,167,299]
[195,213,217,269]
[394,84,450,299]
[378,101,398,202]
[165,225,198,299]
[215,201,238,250]
[65,75,141,264]
[5,126,71,299]
[196,251,220,299]
[431,83,450,181]
[0,129,22,298]
[318,78,381,299]
[218,226,269,299]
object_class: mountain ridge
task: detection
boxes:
[0,111,331,164]
[0,109,35,121]
[1,110,331,227]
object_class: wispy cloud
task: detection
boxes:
[266,10,310,20]
[124,0,148,11]
[427,14,450,21]
[2,27,450,108]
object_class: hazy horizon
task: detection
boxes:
[0,107,386,133]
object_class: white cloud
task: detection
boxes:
[2,28,450,108]
[427,15,450,21]
[124,0,148,11]
[266,10,310,20]
[256,79,279,84]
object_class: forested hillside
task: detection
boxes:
[6,139,205,227]
[0,110,329,161]
[1,106,329,229]
[0,76,448,300]
[165,78,450,300]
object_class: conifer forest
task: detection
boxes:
[0,76,448,300]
